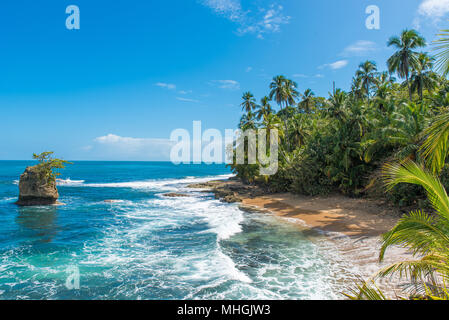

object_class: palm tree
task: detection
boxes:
[372,72,394,112]
[238,111,257,130]
[260,113,283,155]
[255,96,273,122]
[377,71,396,87]
[269,76,299,147]
[387,29,426,101]
[326,89,347,121]
[288,114,309,147]
[387,102,429,162]
[262,113,283,138]
[348,160,449,299]
[269,75,287,108]
[355,61,378,104]
[283,78,299,106]
[241,92,257,113]
[298,89,315,114]
[350,76,365,101]
[410,53,438,102]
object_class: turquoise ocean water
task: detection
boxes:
[0,161,354,300]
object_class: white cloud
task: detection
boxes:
[293,73,325,79]
[95,134,172,147]
[176,97,200,103]
[201,1,290,38]
[92,133,230,162]
[93,134,175,161]
[329,60,348,70]
[246,67,253,72]
[415,0,449,27]
[178,90,192,95]
[210,79,240,90]
[155,82,176,90]
[201,0,243,21]
[293,73,308,78]
[341,40,377,57]
[418,0,449,18]
[260,5,289,33]
[320,60,349,70]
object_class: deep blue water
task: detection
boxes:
[0,161,350,300]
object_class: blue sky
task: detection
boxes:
[1,0,448,160]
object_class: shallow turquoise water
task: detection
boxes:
[0,161,350,300]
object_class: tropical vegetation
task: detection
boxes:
[229,28,449,299]
[33,151,71,184]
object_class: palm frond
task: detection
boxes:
[433,29,449,76]
[376,256,447,281]
[380,210,449,261]
[343,280,388,300]
[383,161,449,221]
[420,112,449,174]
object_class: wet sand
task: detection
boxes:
[241,193,401,237]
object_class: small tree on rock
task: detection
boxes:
[32,152,72,184]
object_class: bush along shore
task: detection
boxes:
[225,27,449,300]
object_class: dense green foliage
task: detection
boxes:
[32,151,71,184]
[230,27,449,300]
[347,161,449,300]
[229,29,449,207]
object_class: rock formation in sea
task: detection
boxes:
[16,166,59,206]
[162,193,191,198]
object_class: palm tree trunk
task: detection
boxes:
[406,73,412,101]
[366,82,370,105]
[281,103,290,150]
[420,77,423,103]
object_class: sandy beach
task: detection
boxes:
[188,179,413,298]
[241,193,401,237]
[189,179,403,237]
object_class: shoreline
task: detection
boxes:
[188,178,403,238]
[188,178,413,298]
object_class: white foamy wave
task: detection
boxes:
[215,248,252,283]
[56,178,85,186]
[0,197,16,204]
[78,174,234,192]
[77,194,251,299]
[152,195,244,241]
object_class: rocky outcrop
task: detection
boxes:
[187,179,270,204]
[16,166,59,206]
[163,193,191,198]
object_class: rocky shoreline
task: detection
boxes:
[187,179,270,204]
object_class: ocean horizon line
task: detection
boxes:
[0,160,230,164]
